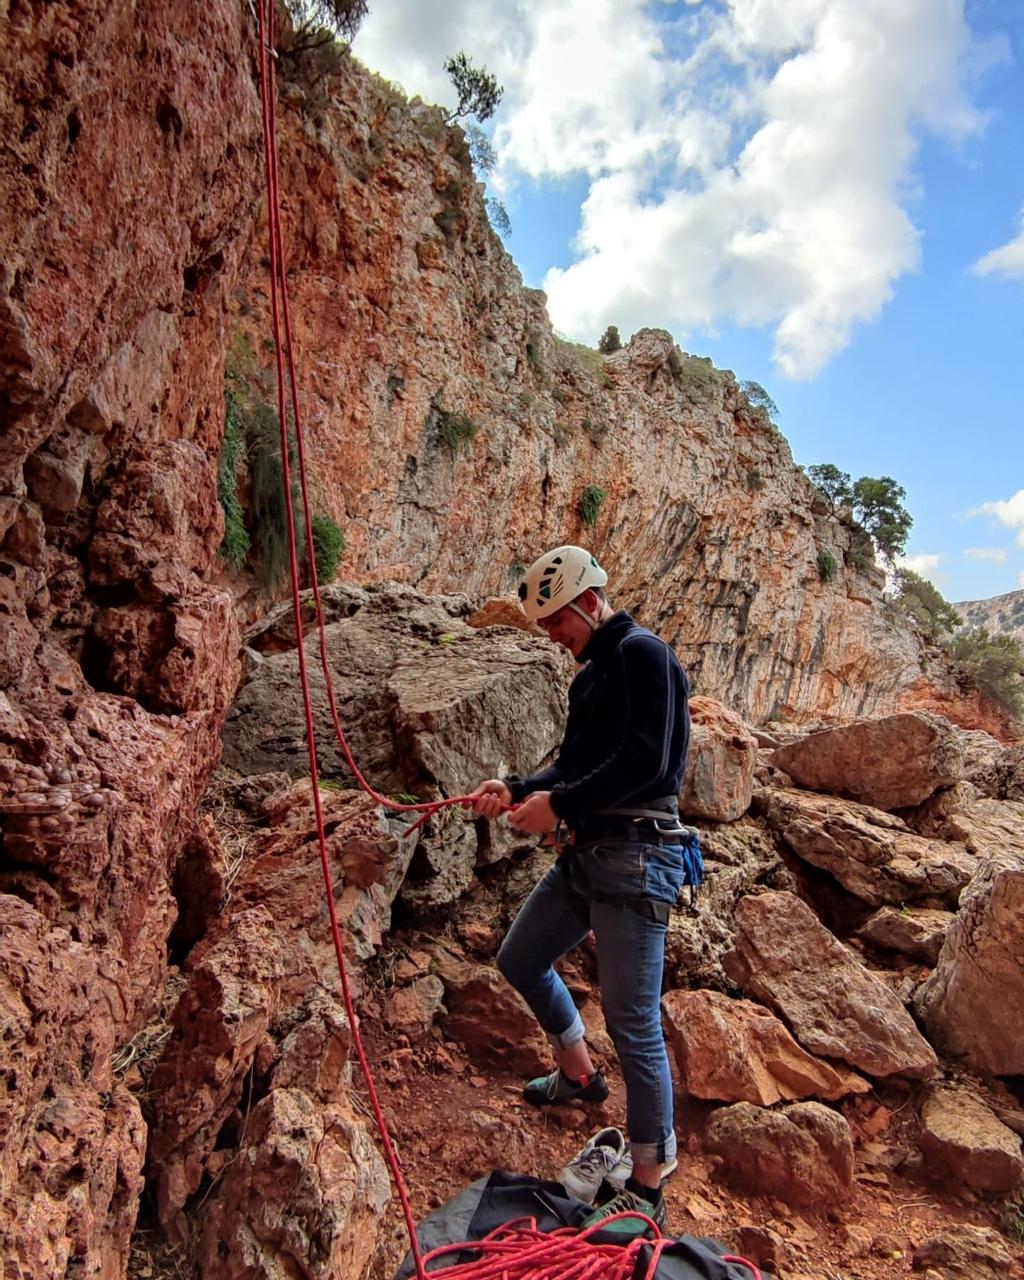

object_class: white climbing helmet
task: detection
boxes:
[517,545,608,623]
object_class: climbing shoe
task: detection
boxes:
[581,1186,667,1238]
[559,1127,632,1204]
[522,1067,609,1107]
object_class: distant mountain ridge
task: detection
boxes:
[954,588,1024,642]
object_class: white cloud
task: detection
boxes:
[354,0,994,377]
[897,553,945,586]
[973,210,1024,281]
[963,547,1008,564]
[970,489,1024,549]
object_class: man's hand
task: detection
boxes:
[508,790,558,834]
[464,779,512,820]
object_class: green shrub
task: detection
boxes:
[668,350,721,402]
[217,389,251,571]
[893,568,961,641]
[525,334,542,369]
[949,628,1024,719]
[579,484,606,527]
[438,409,477,453]
[598,325,621,354]
[247,401,304,594]
[817,549,837,584]
[310,514,345,584]
[746,468,764,492]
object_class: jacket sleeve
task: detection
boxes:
[547,633,678,825]
[502,760,564,805]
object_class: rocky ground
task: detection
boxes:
[123,803,1024,1280]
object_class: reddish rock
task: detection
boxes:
[772,713,964,810]
[756,787,976,906]
[194,1089,390,1280]
[724,892,938,1080]
[914,854,1024,1076]
[385,975,447,1039]
[918,1086,1024,1193]
[856,906,953,965]
[663,989,869,1105]
[912,1225,1023,1280]
[432,951,549,1074]
[681,697,757,822]
[705,1100,854,1209]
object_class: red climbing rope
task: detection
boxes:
[252,8,760,1279]
[254,3,428,1275]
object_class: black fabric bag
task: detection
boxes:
[394,1171,767,1279]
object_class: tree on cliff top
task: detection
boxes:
[808,464,912,566]
[286,0,368,45]
[807,463,853,515]
[443,52,504,124]
[852,475,912,565]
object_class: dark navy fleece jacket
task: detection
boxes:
[507,610,690,828]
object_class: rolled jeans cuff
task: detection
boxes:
[545,1010,585,1051]
[629,1133,678,1167]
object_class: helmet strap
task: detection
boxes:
[567,598,601,631]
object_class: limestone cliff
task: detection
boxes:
[224,51,922,724]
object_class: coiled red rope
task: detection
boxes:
[252,7,759,1278]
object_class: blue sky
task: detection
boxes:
[352,0,1024,604]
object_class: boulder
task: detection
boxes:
[662,989,869,1104]
[918,1086,1024,1193]
[771,713,963,811]
[914,853,1024,1075]
[432,950,549,1074]
[704,1100,854,1208]
[756,787,976,906]
[224,583,569,905]
[193,1088,390,1280]
[912,1225,1022,1280]
[723,892,938,1080]
[680,697,758,822]
[856,906,953,965]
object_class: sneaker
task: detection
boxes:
[559,1127,633,1204]
[522,1068,609,1107]
[581,1187,668,1238]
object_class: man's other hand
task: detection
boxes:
[509,791,557,834]
[465,779,512,820]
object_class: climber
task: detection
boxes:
[467,544,701,1235]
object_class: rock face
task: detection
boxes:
[662,989,868,1105]
[145,786,406,1269]
[680,696,757,822]
[771,713,964,810]
[0,0,259,1270]
[217,40,935,730]
[914,853,1024,1075]
[723,892,938,1080]
[756,787,976,906]
[704,1101,854,1208]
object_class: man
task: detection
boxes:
[469,544,699,1233]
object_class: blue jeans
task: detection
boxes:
[496,837,686,1166]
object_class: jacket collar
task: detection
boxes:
[578,609,633,665]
